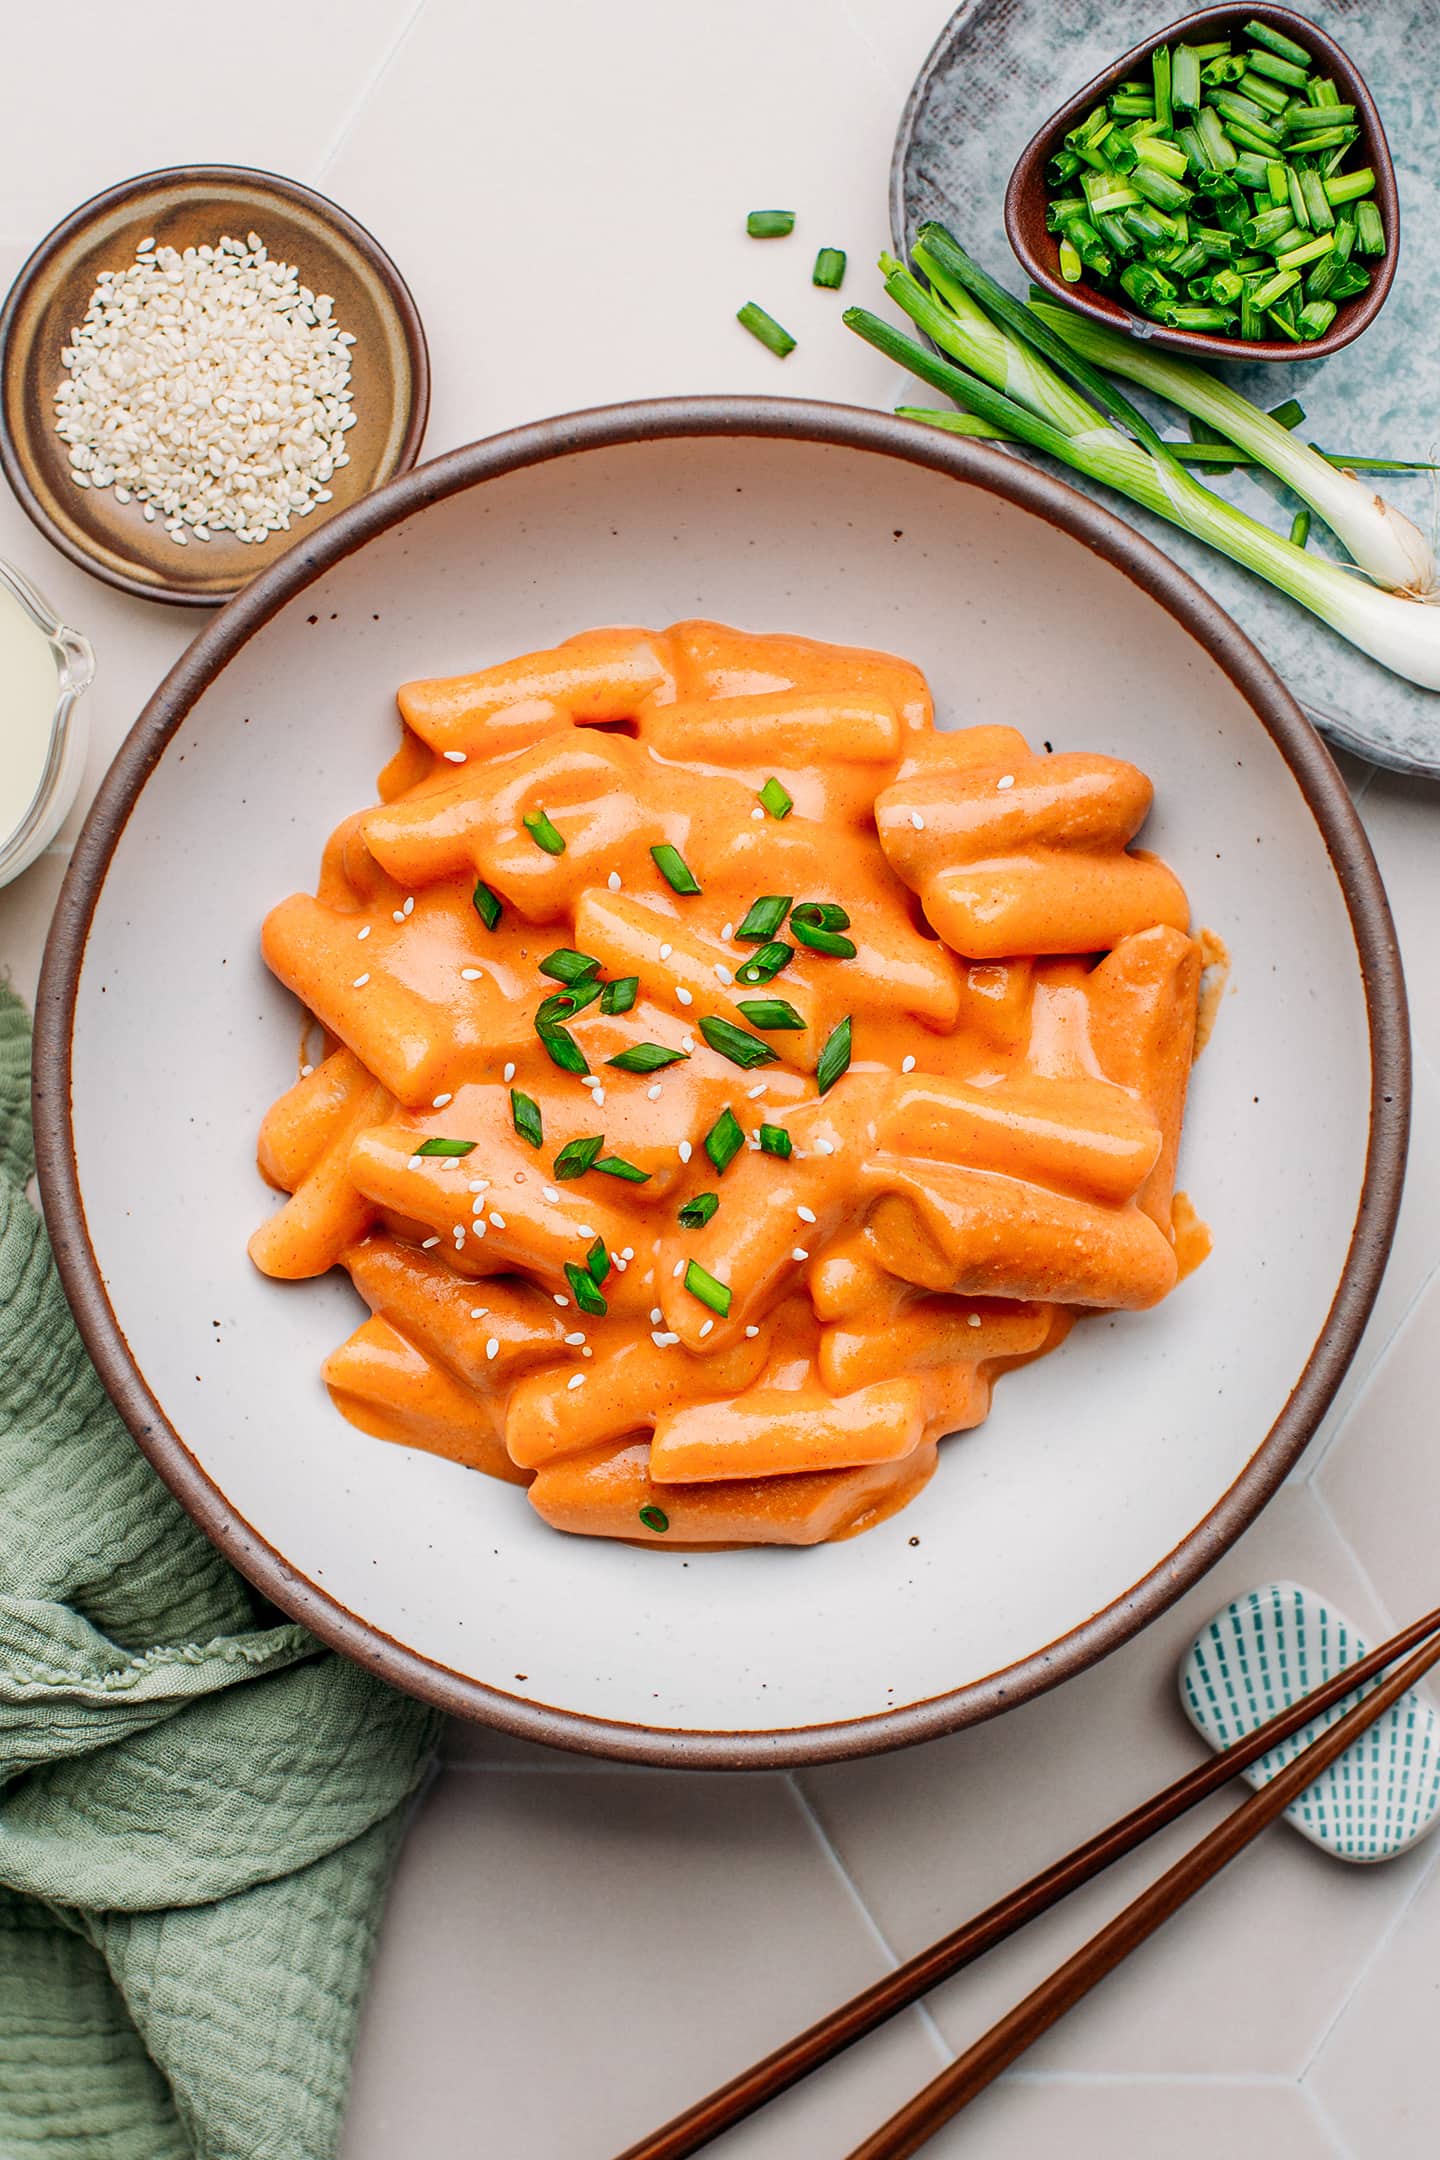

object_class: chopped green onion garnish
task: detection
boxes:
[471,880,502,930]
[698,1016,778,1070]
[594,1154,651,1183]
[736,997,806,1031]
[539,948,601,985]
[638,1504,669,1533]
[758,1123,792,1159]
[553,1135,604,1179]
[735,940,794,986]
[683,1259,732,1318]
[813,247,847,289]
[704,1106,745,1174]
[1289,508,1311,548]
[586,1237,610,1283]
[791,902,856,959]
[758,777,793,819]
[650,843,702,895]
[510,1090,543,1149]
[1267,397,1305,430]
[746,209,795,238]
[600,975,639,1015]
[678,1192,719,1228]
[564,1261,607,1317]
[536,978,602,1027]
[536,1024,589,1076]
[415,1136,477,1157]
[1244,19,1312,68]
[737,301,796,358]
[736,895,792,941]
[606,1042,690,1073]
[523,807,566,855]
[815,1016,852,1095]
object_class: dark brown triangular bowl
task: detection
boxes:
[1004,3,1398,362]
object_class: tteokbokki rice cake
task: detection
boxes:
[250,619,1204,1546]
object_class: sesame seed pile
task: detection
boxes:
[54,232,358,548]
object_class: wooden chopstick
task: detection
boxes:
[845,1616,1440,2160]
[615,1605,1440,2160]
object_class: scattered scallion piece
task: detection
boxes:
[650,842,702,894]
[606,1042,690,1073]
[600,975,639,1015]
[553,1135,604,1180]
[698,1016,778,1069]
[790,901,857,959]
[1290,508,1311,548]
[415,1136,477,1158]
[638,1504,670,1533]
[564,1261,607,1317]
[683,1259,732,1318]
[471,880,502,930]
[678,1192,719,1228]
[536,979,603,1026]
[736,997,806,1031]
[737,301,796,358]
[813,247,847,289]
[747,209,795,238]
[594,1154,651,1183]
[539,948,601,985]
[758,776,793,819]
[736,895,792,941]
[815,1016,852,1095]
[735,940,794,986]
[510,1090,543,1149]
[704,1107,745,1173]
[523,807,565,855]
[536,1025,589,1076]
[758,1123,793,1159]
[587,1237,610,1284]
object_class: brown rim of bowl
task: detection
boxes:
[32,396,1410,1770]
[1003,4,1399,361]
[0,163,431,607]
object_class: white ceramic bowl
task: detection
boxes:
[35,401,1407,1766]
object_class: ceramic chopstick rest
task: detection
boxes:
[1179,1581,1440,1863]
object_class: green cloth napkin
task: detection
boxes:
[0,985,439,2159]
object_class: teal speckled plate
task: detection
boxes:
[893,0,1440,778]
[1181,1583,1440,1862]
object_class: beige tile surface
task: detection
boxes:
[1307,1842,1440,2159]
[926,2077,1345,2159]
[1357,770,1440,1076]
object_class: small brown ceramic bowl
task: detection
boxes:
[0,166,429,607]
[1004,4,1399,364]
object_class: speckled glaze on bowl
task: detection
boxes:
[34,400,1407,1766]
[0,165,429,607]
[1004,4,1399,362]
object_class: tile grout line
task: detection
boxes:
[1303,2081,1362,2160]
[311,0,434,185]
[1295,1828,1440,2086]
[1003,2069,1303,2088]
[787,1774,956,2070]
[1306,1476,1404,1641]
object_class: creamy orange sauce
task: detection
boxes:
[1194,927,1231,1059]
[251,622,1203,1547]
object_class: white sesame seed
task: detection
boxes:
[592,1087,606,1107]
[580,1074,600,1089]
[577,1224,595,1238]
[714,964,733,984]
[432,1092,452,1108]
[751,806,765,820]
[672,1260,685,1279]
[486,1337,500,1360]
[542,1184,560,1203]
[352,972,370,988]
[554,1293,569,1306]
[408,1154,423,1170]
[968,1312,982,1327]
[901,1055,916,1074]
[489,1212,506,1228]
[681,1034,695,1053]
[699,1318,715,1337]
[468,1177,489,1191]
[403,896,415,916]
[745,1324,760,1338]
[621,1247,634,1260]
[678,1140,693,1164]
[439,1157,457,1172]
[392,910,405,924]
[471,1220,487,1236]
[659,942,673,961]
[814,1137,834,1154]
[566,1372,585,1392]
[422,1236,440,1249]
[472,1194,486,1214]
[797,1205,817,1224]
[443,750,468,763]
[503,1062,516,1083]
[651,1306,663,1324]
[721,922,734,941]
[582,1345,593,1357]
[675,985,693,1006]
[652,1330,680,1348]
[647,1082,663,1100]
[910,810,926,830]
[792,1247,809,1262]
[470,1306,489,1319]
[997,774,1015,790]
[357,924,371,940]
[746,1082,767,1099]
[460,967,482,981]
[607,870,622,891]
[300,1063,314,1078]
[565,1331,586,1346]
